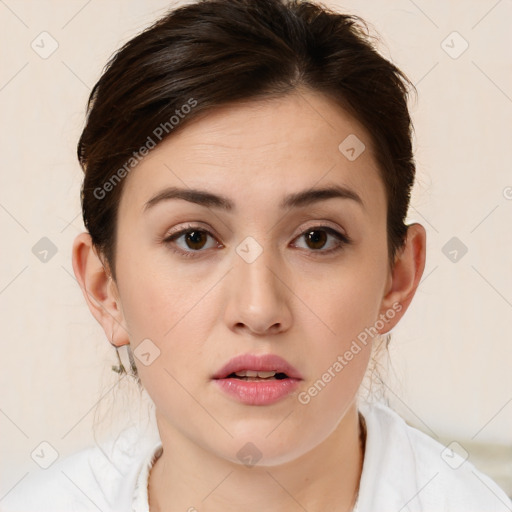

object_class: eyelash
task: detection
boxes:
[162,223,351,259]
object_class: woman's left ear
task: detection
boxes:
[377,223,427,334]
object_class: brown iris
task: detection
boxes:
[304,229,328,250]
[184,230,208,250]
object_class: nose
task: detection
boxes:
[224,243,292,337]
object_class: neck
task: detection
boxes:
[148,402,365,512]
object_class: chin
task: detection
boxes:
[211,427,316,469]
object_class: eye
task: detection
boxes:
[292,226,350,254]
[163,225,221,257]
[163,224,350,259]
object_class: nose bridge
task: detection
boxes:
[235,234,282,305]
[226,234,291,334]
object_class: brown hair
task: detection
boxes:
[78,0,416,282]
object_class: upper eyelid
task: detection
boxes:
[165,223,221,242]
[166,218,346,236]
[167,222,343,234]
[295,221,347,238]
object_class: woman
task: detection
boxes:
[3,0,510,511]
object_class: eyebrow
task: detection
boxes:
[143,184,364,212]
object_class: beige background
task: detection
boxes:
[1,0,511,499]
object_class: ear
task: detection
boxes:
[71,232,129,347]
[377,223,427,334]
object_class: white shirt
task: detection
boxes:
[1,402,510,511]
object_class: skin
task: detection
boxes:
[73,89,426,511]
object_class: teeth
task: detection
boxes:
[234,370,277,378]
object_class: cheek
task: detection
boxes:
[116,246,210,341]
[293,275,377,434]
[121,280,212,377]
[292,243,388,391]
[298,260,387,347]
[115,255,221,386]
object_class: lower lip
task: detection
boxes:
[213,378,300,405]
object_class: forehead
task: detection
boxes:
[118,90,385,218]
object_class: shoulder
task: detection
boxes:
[1,424,160,512]
[1,447,102,512]
[357,401,512,512]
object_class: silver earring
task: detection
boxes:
[110,329,127,374]
[111,347,126,374]
[109,331,141,385]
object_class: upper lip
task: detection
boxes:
[212,353,303,380]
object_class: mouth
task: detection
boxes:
[212,353,303,380]
[226,370,290,381]
[212,353,303,406]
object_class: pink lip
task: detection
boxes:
[212,353,303,406]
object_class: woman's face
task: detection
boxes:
[110,90,400,465]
